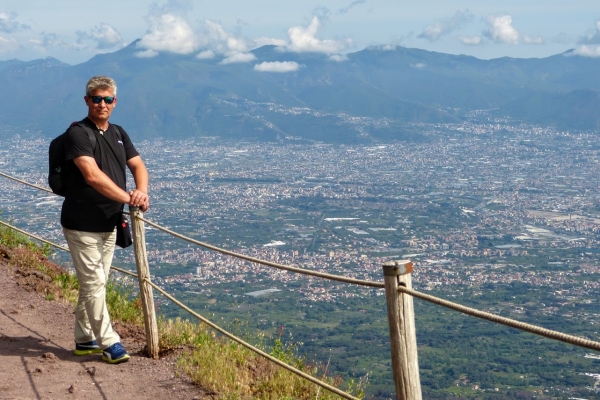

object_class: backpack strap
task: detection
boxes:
[83,126,97,152]
[113,124,123,142]
[71,122,97,153]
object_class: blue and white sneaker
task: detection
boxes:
[74,340,103,356]
[102,342,130,364]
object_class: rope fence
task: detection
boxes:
[0,171,53,194]
[399,286,600,352]
[0,218,359,399]
[3,215,600,356]
[139,216,384,288]
[0,219,69,252]
[146,278,359,400]
[137,216,600,352]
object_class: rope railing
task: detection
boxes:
[0,219,69,252]
[399,286,600,352]
[4,203,600,357]
[145,278,359,400]
[130,216,600,352]
[0,218,359,399]
[139,216,384,288]
[107,266,356,398]
[0,218,137,282]
[0,171,54,195]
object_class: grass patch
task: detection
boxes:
[54,272,80,303]
[106,277,145,326]
[0,218,78,303]
[160,318,367,399]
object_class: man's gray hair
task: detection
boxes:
[86,76,117,96]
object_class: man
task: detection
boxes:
[61,76,149,364]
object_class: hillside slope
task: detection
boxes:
[0,246,205,399]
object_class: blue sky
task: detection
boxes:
[1,0,600,65]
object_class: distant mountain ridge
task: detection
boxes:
[1,41,599,143]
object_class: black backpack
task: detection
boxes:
[48,122,96,196]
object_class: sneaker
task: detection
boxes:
[74,340,103,356]
[102,342,130,364]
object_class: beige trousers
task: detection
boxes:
[63,227,121,348]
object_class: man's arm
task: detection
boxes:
[73,155,130,203]
[127,155,150,212]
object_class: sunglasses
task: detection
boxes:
[89,95,116,104]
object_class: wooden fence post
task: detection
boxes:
[382,260,422,400]
[129,206,159,359]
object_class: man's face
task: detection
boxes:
[84,88,117,123]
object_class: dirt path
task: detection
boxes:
[0,259,209,400]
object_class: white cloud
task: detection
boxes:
[483,15,543,46]
[219,52,256,64]
[138,13,199,54]
[460,36,482,45]
[484,15,520,44]
[137,12,262,63]
[368,43,410,52]
[76,23,123,50]
[329,54,348,62]
[226,36,251,53]
[0,12,29,34]
[570,44,600,58]
[202,19,236,52]
[522,35,543,45]
[254,61,300,72]
[134,49,159,58]
[418,10,473,42]
[286,16,352,54]
[201,20,229,43]
[196,49,215,59]
[254,36,287,48]
[410,63,426,69]
[198,20,253,54]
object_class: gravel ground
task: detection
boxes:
[0,257,210,400]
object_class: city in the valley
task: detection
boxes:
[1,118,599,398]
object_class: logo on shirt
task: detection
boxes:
[118,140,123,145]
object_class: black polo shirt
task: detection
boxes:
[60,117,139,232]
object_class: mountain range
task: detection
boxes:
[1,40,599,143]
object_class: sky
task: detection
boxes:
[1,0,600,66]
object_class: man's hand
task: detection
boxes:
[126,156,149,211]
[129,189,150,212]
